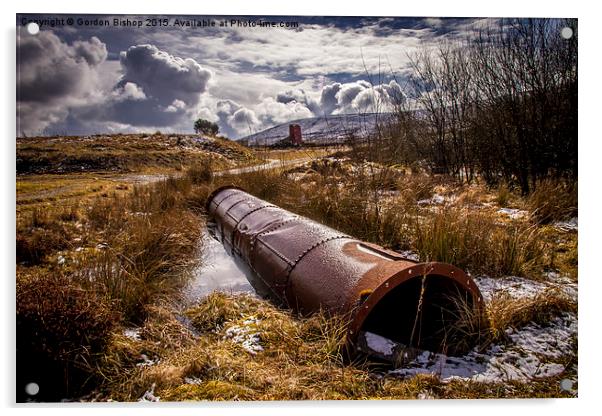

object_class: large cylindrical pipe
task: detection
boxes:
[206,186,485,355]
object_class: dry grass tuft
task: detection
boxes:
[413,207,546,278]
[528,179,578,224]
[185,159,214,184]
[495,183,514,207]
[486,288,576,342]
[434,291,489,355]
[185,292,262,333]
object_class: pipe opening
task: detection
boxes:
[360,274,481,357]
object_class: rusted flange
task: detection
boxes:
[347,261,486,342]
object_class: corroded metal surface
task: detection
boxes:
[206,186,485,354]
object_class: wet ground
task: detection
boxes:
[183,230,254,304]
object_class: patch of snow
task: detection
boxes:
[136,354,159,367]
[184,377,203,385]
[473,274,577,303]
[124,328,141,341]
[224,317,264,355]
[418,194,446,206]
[554,217,578,232]
[508,314,577,359]
[417,390,436,400]
[535,363,566,378]
[138,383,160,402]
[365,332,396,356]
[131,212,150,217]
[390,312,576,384]
[473,275,549,302]
[96,243,108,250]
[497,208,529,220]
[287,172,307,182]
[193,136,212,144]
[546,272,578,300]
[398,250,420,262]
[57,255,65,265]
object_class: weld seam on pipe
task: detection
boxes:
[231,204,275,243]
[224,199,249,222]
[254,238,297,267]
[249,216,300,251]
[289,234,350,272]
[212,190,239,211]
[284,234,350,293]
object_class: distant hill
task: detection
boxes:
[238,113,395,146]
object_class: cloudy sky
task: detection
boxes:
[16,14,495,138]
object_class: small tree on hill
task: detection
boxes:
[194,118,219,135]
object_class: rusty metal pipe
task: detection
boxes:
[206,186,485,355]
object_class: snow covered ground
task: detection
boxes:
[138,383,160,402]
[473,274,577,303]
[554,217,578,232]
[497,207,529,220]
[224,317,264,355]
[388,312,576,384]
[385,273,577,387]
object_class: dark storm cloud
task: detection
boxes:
[118,44,212,106]
[73,44,215,129]
[44,43,213,131]
[17,31,108,134]
[17,31,106,103]
[72,36,108,66]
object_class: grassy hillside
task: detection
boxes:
[17,133,257,175]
